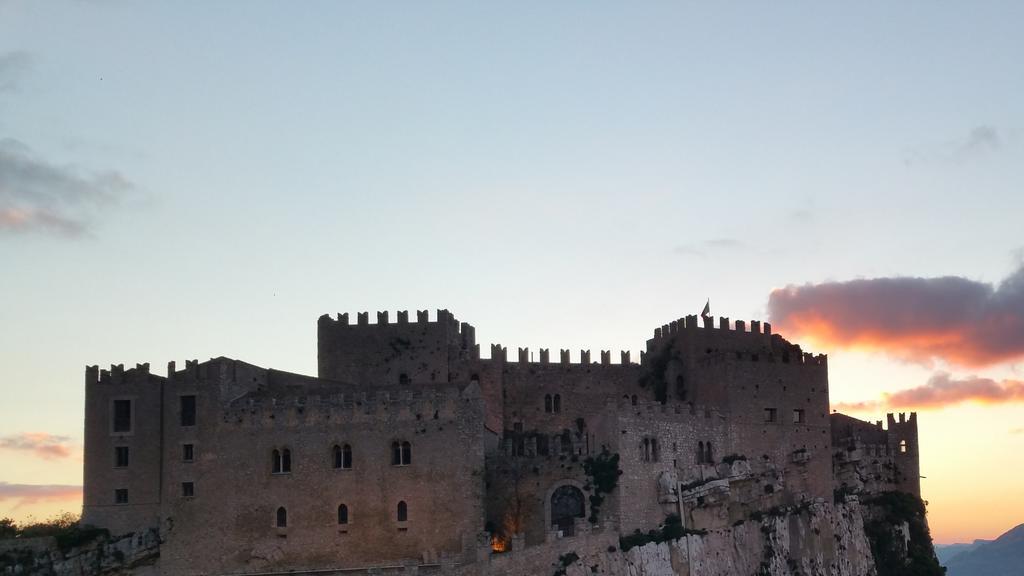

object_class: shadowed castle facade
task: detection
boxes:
[82,309,920,574]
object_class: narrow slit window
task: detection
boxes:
[338,504,349,525]
[553,394,561,413]
[114,446,129,468]
[113,399,132,433]
[180,395,196,427]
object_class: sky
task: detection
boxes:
[1,1,1022,544]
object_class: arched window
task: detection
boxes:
[631,395,638,406]
[544,394,552,413]
[553,394,561,413]
[338,504,349,525]
[705,442,713,464]
[697,441,705,464]
[392,441,411,465]
[676,375,687,401]
[397,500,408,522]
[276,506,287,528]
[560,430,572,455]
[550,485,585,536]
[272,449,282,473]
[641,437,659,462]
[282,448,291,473]
[333,444,353,469]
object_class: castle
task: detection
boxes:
[81,309,921,575]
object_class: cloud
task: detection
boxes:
[958,125,1000,155]
[0,51,31,93]
[832,372,1024,413]
[0,138,133,237]
[0,483,82,507]
[0,433,78,460]
[674,238,746,257]
[767,265,1024,368]
[904,124,1003,166]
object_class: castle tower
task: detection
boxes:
[317,309,476,386]
[887,412,921,497]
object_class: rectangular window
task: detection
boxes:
[114,446,129,468]
[763,408,778,423]
[792,409,806,424]
[183,444,195,462]
[180,395,196,427]
[182,482,194,498]
[113,399,132,433]
[114,489,128,504]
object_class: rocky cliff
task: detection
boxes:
[0,528,159,576]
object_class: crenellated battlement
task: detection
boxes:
[86,363,157,385]
[651,315,773,339]
[317,308,473,334]
[220,385,476,427]
[485,345,641,366]
[887,411,917,427]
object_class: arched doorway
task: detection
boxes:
[550,485,585,536]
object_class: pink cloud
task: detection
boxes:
[0,482,81,508]
[832,373,1024,413]
[0,432,79,460]
[768,266,1024,368]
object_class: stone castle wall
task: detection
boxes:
[79,308,921,574]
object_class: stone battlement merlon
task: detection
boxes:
[86,363,159,385]
[486,345,641,366]
[651,315,774,339]
[317,308,471,334]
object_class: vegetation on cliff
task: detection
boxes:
[619,514,707,552]
[582,449,621,523]
[863,492,945,576]
[0,513,108,552]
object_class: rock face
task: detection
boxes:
[0,529,159,576]
[553,502,877,576]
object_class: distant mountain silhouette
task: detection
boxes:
[944,523,1024,576]
[935,541,990,565]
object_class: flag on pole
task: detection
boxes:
[701,300,711,319]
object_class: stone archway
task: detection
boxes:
[549,484,585,536]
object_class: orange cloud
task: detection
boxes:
[0,432,78,460]
[832,372,1024,412]
[0,483,81,508]
[768,266,1024,368]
